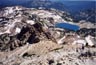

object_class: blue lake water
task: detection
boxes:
[55,23,80,31]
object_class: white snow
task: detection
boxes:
[0,19,22,35]
[15,6,22,11]
[26,20,35,25]
[73,39,87,46]
[8,8,14,14]
[15,27,21,33]
[85,35,95,46]
[57,36,66,44]
[7,7,14,14]
[31,10,64,22]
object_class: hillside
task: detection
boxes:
[0,6,96,65]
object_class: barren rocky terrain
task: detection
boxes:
[0,6,96,65]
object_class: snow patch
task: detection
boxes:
[15,27,21,34]
[85,35,95,46]
[26,20,35,25]
[72,39,87,46]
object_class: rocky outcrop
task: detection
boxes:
[0,22,57,51]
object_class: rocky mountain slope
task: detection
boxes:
[0,0,65,11]
[0,0,95,24]
[0,6,96,65]
[73,8,96,23]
